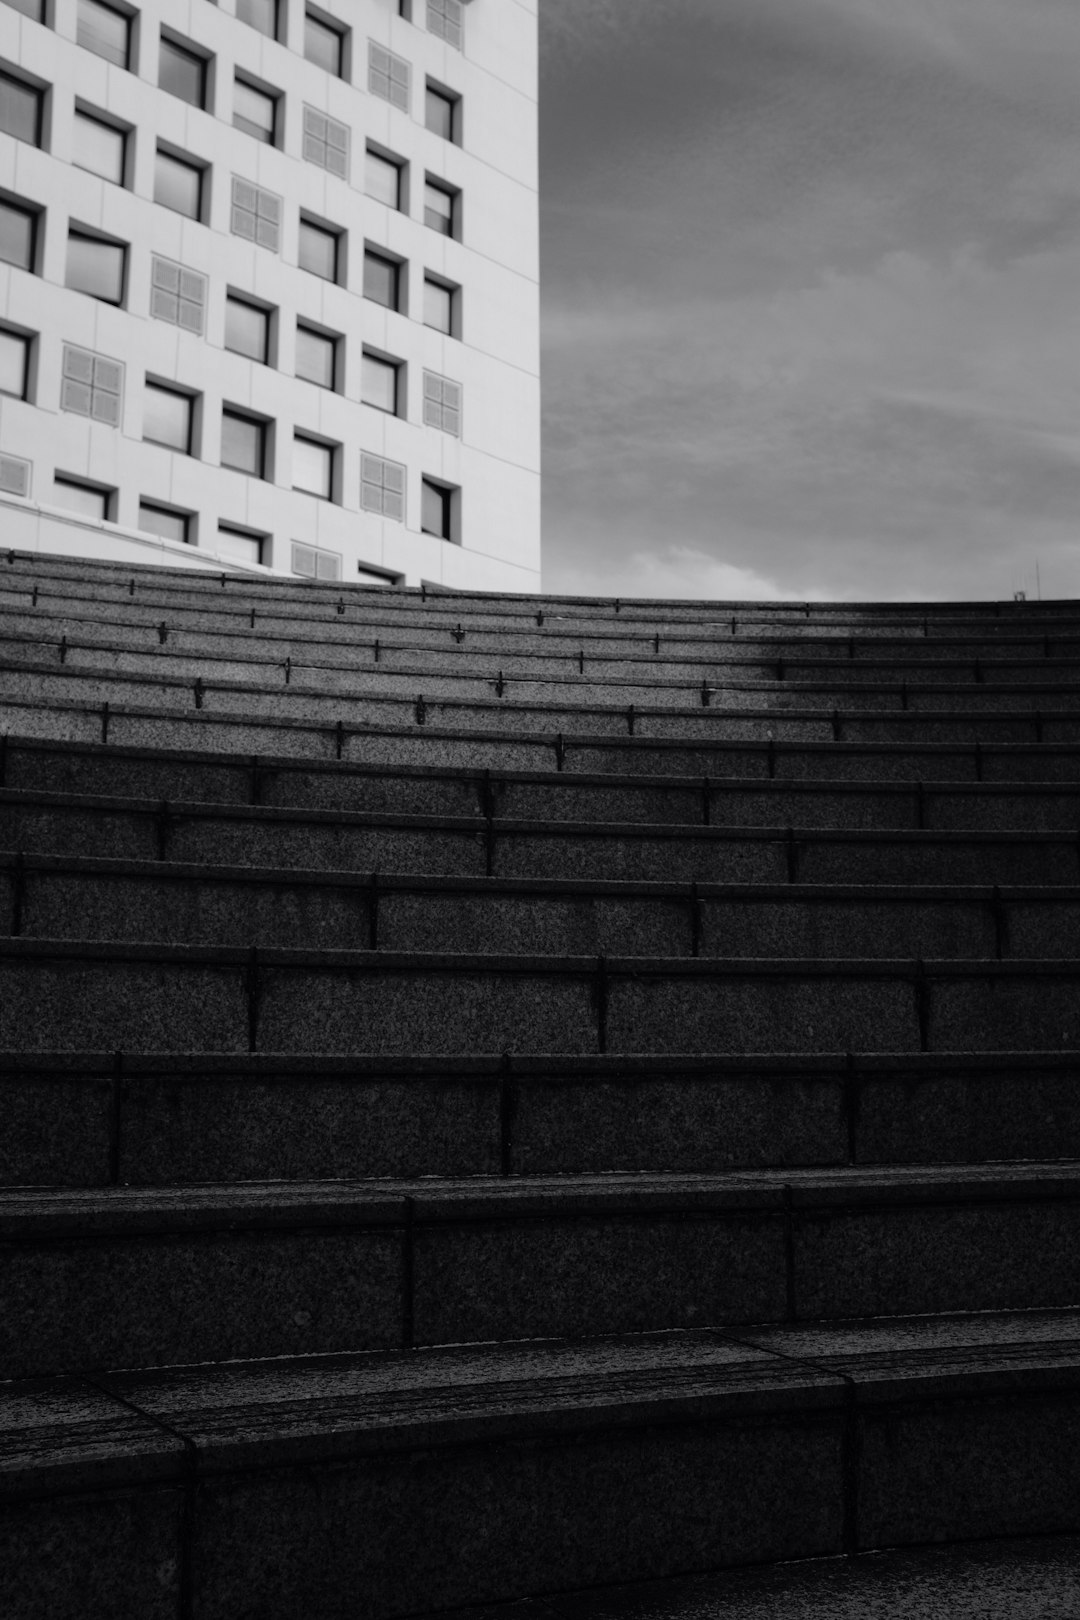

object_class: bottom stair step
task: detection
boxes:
[3,1311,1080,1620]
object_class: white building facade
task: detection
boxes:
[0,0,540,590]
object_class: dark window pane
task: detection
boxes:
[139,503,189,544]
[424,279,453,334]
[363,251,398,309]
[74,112,126,183]
[298,219,337,280]
[55,478,110,520]
[421,479,451,539]
[236,0,276,37]
[77,0,129,67]
[160,39,205,107]
[295,327,335,389]
[0,201,34,271]
[3,0,45,19]
[234,79,276,142]
[424,182,454,236]
[0,330,28,397]
[66,233,124,303]
[224,298,269,362]
[293,436,332,498]
[219,527,263,565]
[425,87,454,141]
[0,73,40,145]
[154,151,202,218]
[304,12,343,75]
[143,384,191,451]
[221,412,264,476]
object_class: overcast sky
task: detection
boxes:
[537,0,1080,602]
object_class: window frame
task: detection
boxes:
[423,274,458,338]
[425,82,459,144]
[362,246,403,313]
[233,74,278,145]
[158,34,208,109]
[235,0,277,41]
[292,433,336,502]
[221,407,269,480]
[224,293,273,365]
[54,475,115,523]
[360,453,406,522]
[76,0,131,69]
[365,145,405,211]
[291,539,341,581]
[65,228,126,305]
[0,326,31,401]
[295,322,338,391]
[297,214,342,283]
[360,350,401,417]
[153,145,205,221]
[423,176,459,239]
[218,523,266,567]
[73,105,128,185]
[0,196,38,273]
[421,476,458,543]
[0,68,44,148]
[138,500,193,546]
[304,7,346,77]
[143,379,194,455]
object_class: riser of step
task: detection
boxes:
[9,739,1080,829]
[12,609,1080,669]
[9,661,1080,727]
[4,794,1077,883]
[7,1052,1079,1186]
[7,701,1080,780]
[3,1314,1080,1620]
[11,629,1080,690]
[3,943,1080,1054]
[4,861,1079,959]
[4,1168,1080,1376]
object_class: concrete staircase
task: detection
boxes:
[2,548,1080,1620]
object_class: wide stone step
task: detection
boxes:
[6,699,1080,780]
[5,855,1079,960]
[3,789,1077,883]
[3,939,1080,1054]
[5,1167,1080,1376]
[3,1311,1080,1619]
[7,1050,1080,1188]
[8,734,1080,829]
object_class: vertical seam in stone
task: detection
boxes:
[249,757,261,806]
[10,850,24,936]
[596,955,608,1055]
[782,1182,796,1322]
[916,779,925,831]
[246,947,260,1054]
[702,776,710,827]
[844,1051,859,1166]
[991,885,1007,961]
[101,702,110,745]
[689,883,701,960]
[402,1195,416,1350]
[914,959,930,1053]
[368,873,379,951]
[156,801,170,863]
[109,1049,123,1186]
[336,721,345,760]
[785,827,799,885]
[499,1052,514,1177]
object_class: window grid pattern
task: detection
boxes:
[292,541,341,581]
[427,0,463,49]
[361,454,405,522]
[423,370,461,437]
[302,106,349,178]
[231,177,282,251]
[0,454,30,497]
[368,42,409,112]
[150,256,207,334]
[60,344,123,426]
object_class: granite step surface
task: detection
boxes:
[3,1311,1080,1619]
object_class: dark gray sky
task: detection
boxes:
[538,0,1080,601]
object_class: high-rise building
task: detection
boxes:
[0,0,540,590]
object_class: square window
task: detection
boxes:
[427,0,463,49]
[74,109,126,184]
[77,0,129,68]
[291,540,340,580]
[0,71,42,146]
[421,477,455,541]
[363,248,400,311]
[159,38,206,108]
[55,477,113,521]
[236,0,276,39]
[423,370,461,436]
[154,149,203,219]
[0,329,29,399]
[219,525,264,566]
[425,85,457,143]
[139,502,190,545]
[423,276,455,336]
[293,435,333,499]
[0,199,35,272]
[60,344,123,423]
[365,148,403,210]
[424,179,456,237]
[144,382,192,452]
[150,256,207,334]
[234,78,277,144]
[221,409,267,477]
[230,177,282,251]
[361,352,398,415]
[304,10,344,76]
[368,42,409,112]
[298,216,340,281]
[360,453,405,522]
[66,231,125,304]
[295,325,336,390]
[302,105,349,179]
[225,295,271,363]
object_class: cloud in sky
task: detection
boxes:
[538,0,1080,600]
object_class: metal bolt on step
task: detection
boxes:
[194,678,204,709]
[58,636,67,664]
[31,584,38,606]
[284,658,292,685]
